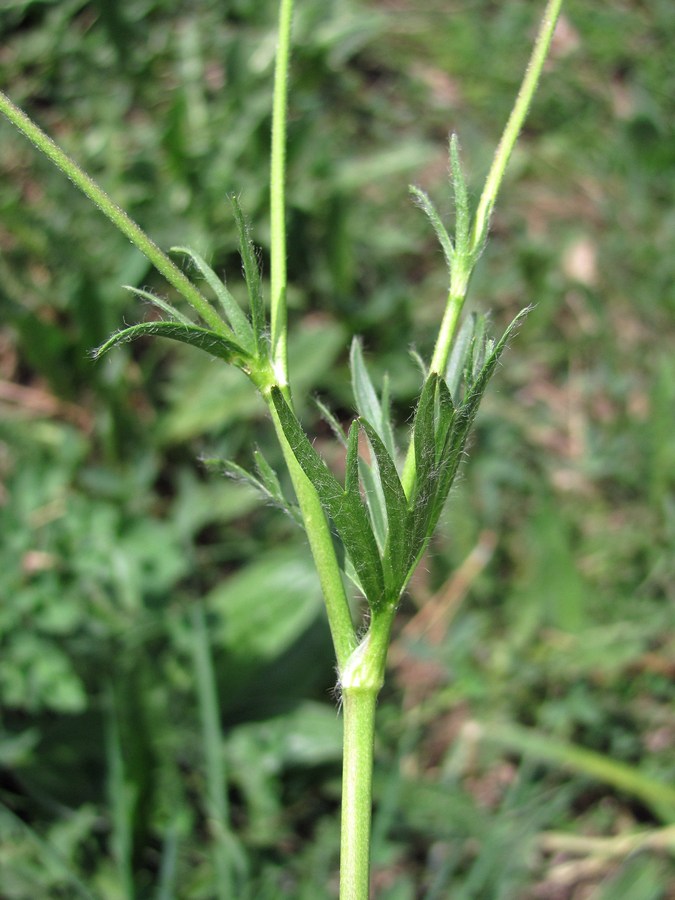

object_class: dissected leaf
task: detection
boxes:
[344,420,360,497]
[445,313,475,402]
[313,396,348,448]
[171,246,255,351]
[124,285,193,326]
[434,377,455,464]
[208,453,301,525]
[254,448,302,525]
[230,195,265,352]
[349,338,396,458]
[92,321,251,366]
[271,388,385,609]
[409,185,454,273]
[358,455,388,553]
[359,418,409,593]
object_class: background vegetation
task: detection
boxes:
[1,0,674,896]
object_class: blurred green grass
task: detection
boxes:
[1,0,674,896]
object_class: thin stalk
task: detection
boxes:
[0,90,229,338]
[191,604,234,900]
[339,607,396,900]
[471,0,563,251]
[270,0,294,384]
[265,0,357,668]
[266,395,357,670]
[401,0,562,495]
[340,689,377,900]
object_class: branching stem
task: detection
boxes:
[0,90,229,338]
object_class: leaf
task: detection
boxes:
[445,313,475,402]
[92,321,251,366]
[359,418,409,593]
[469,313,488,382]
[344,420,360,496]
[426,308,531,537]
[253,448,290,512]
[208,452,301,525]
[230,195,265,352]
[379,373,397,462]
[412,373,438,501]
[271,388,385,609]
[350,337,396,460]
[434,377,455,465]
[407,374,441,571]
[123,285,193,326]
[171,246,255,351]
[313,396,348,448]
[358,456,388,553]
[409,185,454,273]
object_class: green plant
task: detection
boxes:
[0,0,563,896]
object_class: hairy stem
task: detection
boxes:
[265,394,357,670]
[471,0,563,251]
[339,607,395,900]
[270,0,294,384]
[401,0,562,496]
[0,91,230,338]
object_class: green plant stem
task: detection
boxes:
[265,0,357,666]
[340,689,377,900]
[471,0,563,251]
[339,606,396,900]
[0,90,229,338]
[264,394,357,670]
[270,0,294,385]
[401,0,562,497]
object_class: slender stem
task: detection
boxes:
[340,689,377,900]
[266,394,357,670]
[270,0,294,385]
[339,606,395,900]
[0,90,229,338]
[401,0,562,496]
[471,0,563,250]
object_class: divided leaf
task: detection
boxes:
[360,418,408,592]
[230,195,265,352]
[271,388,386,609]
[445,312,476,402]
[350,338,394,457]
[92,321,251,366]
[409,185,454,273]
[171,246,255,352]
[124,285,193,326]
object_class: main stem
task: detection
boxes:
[339,606,396,900]
[270,0,294,384]
[340,689,377,900]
